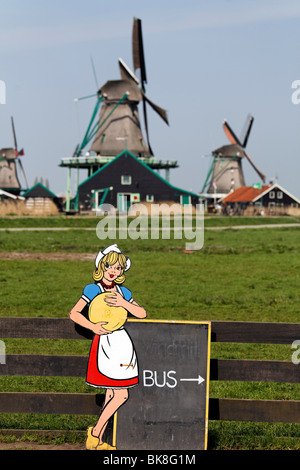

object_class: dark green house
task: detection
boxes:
[76,150,199,212]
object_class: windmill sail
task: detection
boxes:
[118,56,169,156]
[17,158,28,189]
[131,18,168,156]
[223,120,241,146]
[141,90,169,125]
[244,151,265,182]
[119,57,169,125]
[119,58,139,84]
[132,17,147,87]
[240,114,254,148]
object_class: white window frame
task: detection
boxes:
[146,194,154,202]
[269,191,275,199]
[121,175,132,185]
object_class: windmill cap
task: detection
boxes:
[99,80,142,102]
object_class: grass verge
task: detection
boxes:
[0,220,299,449]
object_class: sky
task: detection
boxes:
[1,0,300,199]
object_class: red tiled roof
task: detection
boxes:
[221,185,271,203]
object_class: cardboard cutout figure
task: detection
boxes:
[69,244,146,450]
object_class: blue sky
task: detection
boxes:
[1,0,300,198]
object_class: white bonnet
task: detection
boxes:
[95,244,131,271]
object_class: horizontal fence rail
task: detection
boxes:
[0,393,298,424]
[209,398,300,423]
[0,317,299,343]
[0,392,103,416]
[0,355,299,383]
[0,317,299,425]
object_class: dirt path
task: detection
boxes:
[0,252,94,261]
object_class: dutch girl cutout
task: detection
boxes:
[69,244,147,450]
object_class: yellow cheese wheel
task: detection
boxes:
[88,292,127,331]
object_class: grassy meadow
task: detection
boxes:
[0,215,299,449]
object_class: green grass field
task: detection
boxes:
[0,215,299,449]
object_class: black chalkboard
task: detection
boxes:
[115,320,211,450]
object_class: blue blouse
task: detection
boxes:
[81,283,133,304]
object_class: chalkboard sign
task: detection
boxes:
[114,319,211,450]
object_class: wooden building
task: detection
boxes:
[76,150,199,212]
[23,183,62,215]
[220,183,300,216]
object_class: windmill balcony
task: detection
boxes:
[59,153,178,170]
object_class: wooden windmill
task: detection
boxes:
[202,114,265,195]
[89,17,169,159]
[61,17,178,212]
[0,117,28,194]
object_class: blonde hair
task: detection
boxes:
[93,251,127,284]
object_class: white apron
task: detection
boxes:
[98,327,138,380]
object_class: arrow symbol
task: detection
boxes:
[180,375,205,385]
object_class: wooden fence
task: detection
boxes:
[0,318,299,440]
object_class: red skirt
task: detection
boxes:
[86,332,139,389]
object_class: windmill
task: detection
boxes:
[89,17,169,159]
[0,117,28,195]
[202,114,265,195]
[61,17,177,212]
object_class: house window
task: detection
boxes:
[269,191,275,199]
[180,194,191,205]
[277,191,283,199]
[146,195,154,202]
[131,193,140,203]
[121,175,132,185]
